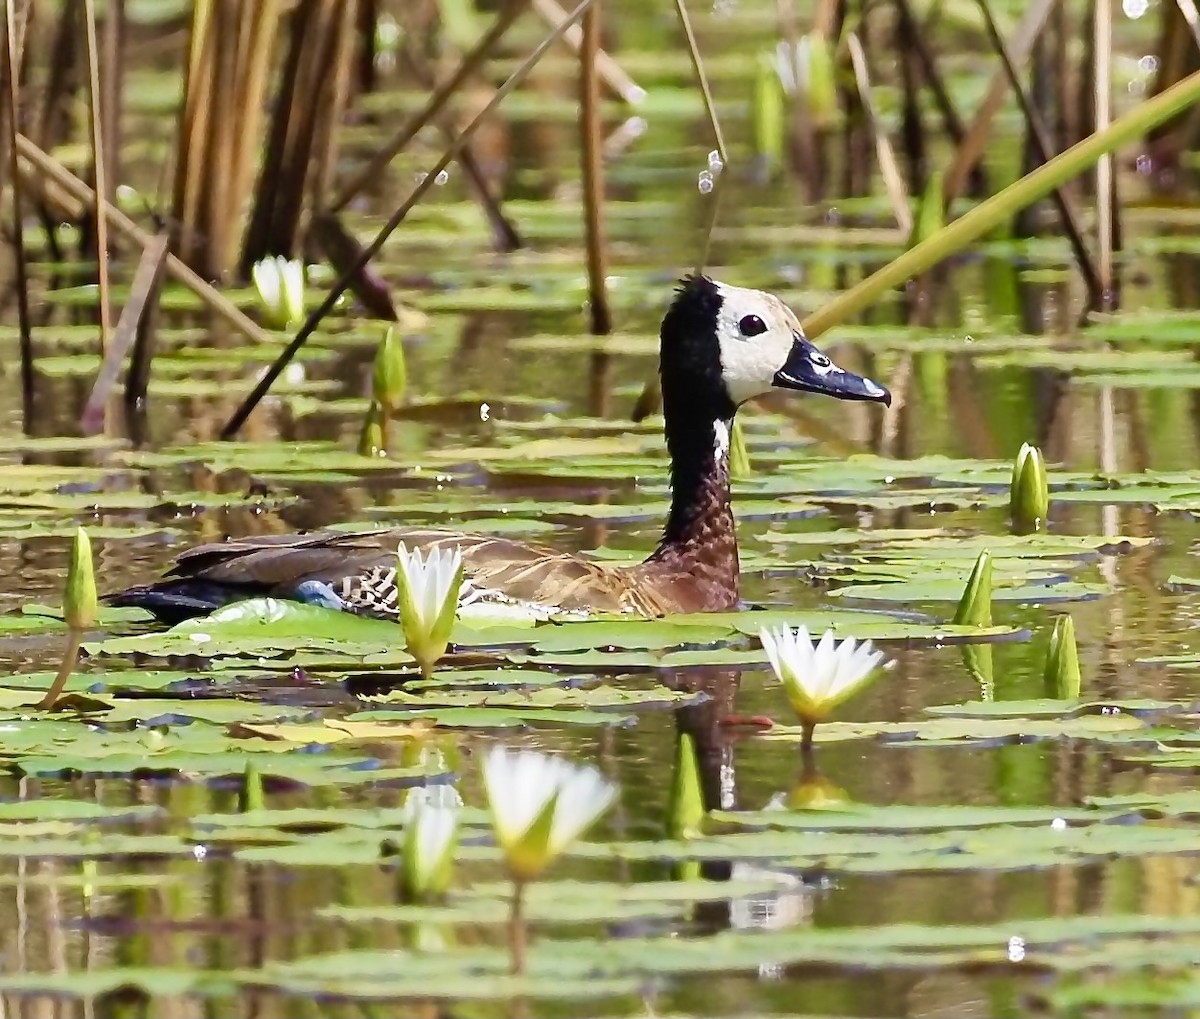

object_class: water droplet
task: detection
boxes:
[884,475,895,484]
[964,334,974,344]
[1007,935,1026,962]
[1123,0,1148,17]
[193,844,209,861]
[1050,817,1067,831]
[1136,153,1154,175]
[479,402,490,422]
[708,150,724,173]
[1139,54,1159,74]
[697,170,714,194]
[434,169,449,185]
[414,171,428,184]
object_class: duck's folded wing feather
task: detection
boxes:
[161,527,666,616]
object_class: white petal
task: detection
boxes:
[548,762,616,853]
[252,259,281,312]
[415,804,457,868]
[482,747,557,847]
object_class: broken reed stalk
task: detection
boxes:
[942,0,1057,208]
[2,0,33,430]
[801,66,1200,341]
[975,0,1103,309]
[529,0,644,104]
[328,0,526,214]
[1094,0,1117,307]
[16,134,279,347]
[219,0,599,439]
[82,0,112,356]
[580,4,610,336]
[81,234,170,436]
[846,32,912,235]
[125,238,172,424]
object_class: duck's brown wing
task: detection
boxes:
[145,527,672,619]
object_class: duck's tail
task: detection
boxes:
[105,580,248,625]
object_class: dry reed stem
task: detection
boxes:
[81,234,170,436]
[530,0,643,104]
[16,134,278,347]
[220,0,600,439]
[328,0,526,213]
[308,0,358,212]
[943,0,1057,206]
[1094,0,1115,305]
[82,0,112,357]
[893,0,968,149]
[2,0,33,429]
[580,4,610,335]
[846,33,912,235]
[976,0,1102,308]
[675,0,726,162]
[172,0,214,266]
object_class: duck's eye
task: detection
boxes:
[738,314,767,337]
[811,351,831,368]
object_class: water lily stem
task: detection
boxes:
[39,629,82,710]
[509,879,528,976]
[800,722,816,765]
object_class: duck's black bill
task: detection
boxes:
[772,337,891,406]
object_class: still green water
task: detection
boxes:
[3,2,1200,1015]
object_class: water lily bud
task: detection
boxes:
[239,761,264,813]
[729,418,752,479]
[753,51,785,173]
[64,527,97,630]
[1010,442,1049,534]
[961,643,994,701]
[400,799,458,901]
[668,734,704,840]
[358,401,385,458]
[395,543,463,680]
[786,772,850,810]
[482,747,616,883]
[759,625,891,729]
[953,550,993,627]
[372,326,407,413]
[1044,614,1081,700]
[251,255,305,330]
[797,31,837,127]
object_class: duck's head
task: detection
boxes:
[660,275,891,419]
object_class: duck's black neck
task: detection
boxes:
[653,405,736,555]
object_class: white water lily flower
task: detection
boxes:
[760,625,891,727]
[251,255,305,329]
[396,543,463,679]
[400,798,458,901]
[482,747,616,882]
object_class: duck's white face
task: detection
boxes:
[710,281,890,407]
